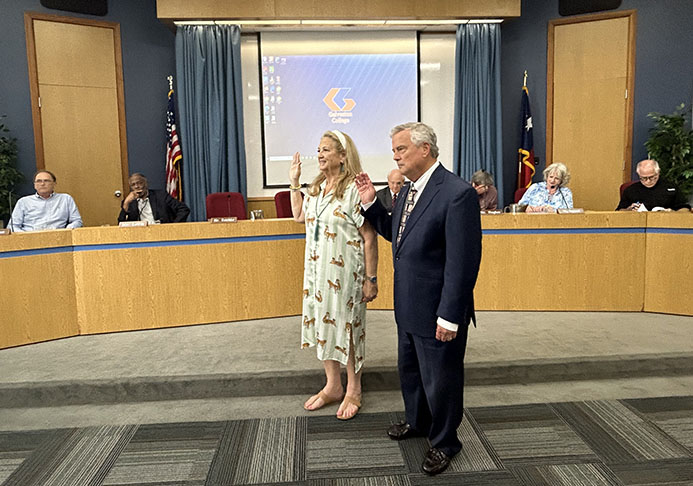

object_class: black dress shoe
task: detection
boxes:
[422,447,451,475]
[387,421,422,440]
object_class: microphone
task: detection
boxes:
[6,191,15,232]
[557,186,569,208]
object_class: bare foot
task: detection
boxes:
[336,395,361,420]
[304,389,343,411]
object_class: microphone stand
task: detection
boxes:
[558,187,569,208]
[6,191,15,231]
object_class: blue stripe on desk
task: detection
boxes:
[2,228,690,259]
[646,227,693,235]
[0,233,305,259]
[0,245,74,259]
[72,233,305,252]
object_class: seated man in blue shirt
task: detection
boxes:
[9,170,83,232]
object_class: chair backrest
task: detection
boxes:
[205,192,247,220]
[514,187,528,203]
[274,190,300,218]
[620,180,637,198]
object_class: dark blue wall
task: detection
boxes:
[2,0,691,206]
[500,0,693,206]
[0,0,175,196]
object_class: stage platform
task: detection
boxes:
[1,310,692,433]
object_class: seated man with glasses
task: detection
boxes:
[8,170,83,232]
[617,159,691,212]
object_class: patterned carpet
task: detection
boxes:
[1,396,692,485]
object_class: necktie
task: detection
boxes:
[391,192,397,208]
[396,187,417,246]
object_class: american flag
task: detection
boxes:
[517,85,536,189]
[165,88,182,199]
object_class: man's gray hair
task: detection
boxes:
[390,122,439,159]
[636,159,660,175]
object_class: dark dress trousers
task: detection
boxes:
[118,189,190,223]
[364,164,482,457]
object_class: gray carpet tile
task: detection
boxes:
[306,413,406,479]
[510,462,622,486]
[308,475,411,485]
[623,396,693,415]
[206,417,306,485]
[608,458,693,485]
[625,396,693,452]
[103,422,223,485]
[0,458,25,485]
[468,403,597,465]
[408,470,522,486]
[2,397,693,485]
[552,400,691,463]
[2,426,136,486]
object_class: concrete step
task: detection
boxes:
[3,352,692,409]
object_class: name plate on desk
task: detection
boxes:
[209,217,238,223]
[557,208,585,214]
[0,228,11,235]
[118,221,148,227]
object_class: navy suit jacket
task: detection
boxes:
[365,164,482,337]
[118,189,190,224]
[375,187,394,211]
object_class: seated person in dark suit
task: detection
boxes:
[375,168,405,214]
[617,159,691,212]
[470,169,498,211]
[118,173,190,223]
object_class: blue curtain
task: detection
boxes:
[452,24,504,205]
[175,25,247,221]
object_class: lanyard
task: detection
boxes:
[313,187,333,241]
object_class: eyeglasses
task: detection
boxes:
[34,179,54,184]
[639,175,658,182]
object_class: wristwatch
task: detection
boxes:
[367,275,377,284]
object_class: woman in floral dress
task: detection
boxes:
[289,130,378,420]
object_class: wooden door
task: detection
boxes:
[547,11,636,211]
[25,13,128,226]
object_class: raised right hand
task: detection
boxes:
[289,152,302,185]
[354,172,376,205]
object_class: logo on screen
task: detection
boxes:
[324,88,355,125]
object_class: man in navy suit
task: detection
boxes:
[355,122,482,475]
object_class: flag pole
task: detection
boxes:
[517,71,527,188]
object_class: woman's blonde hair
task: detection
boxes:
[307,131,363,200]
[543,162,571,186]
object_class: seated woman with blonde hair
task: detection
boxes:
[519,162,573,213]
